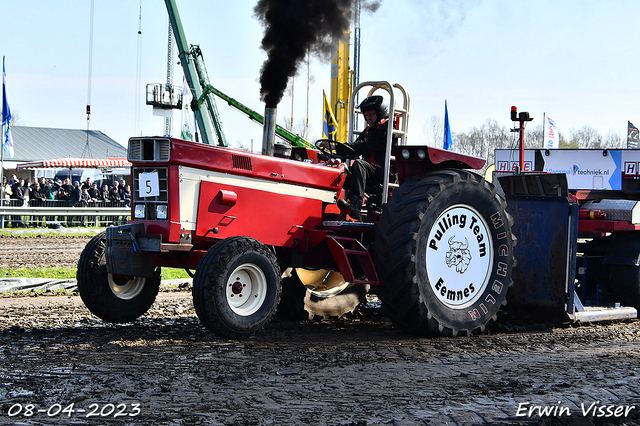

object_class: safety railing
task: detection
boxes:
[0,199,130,228]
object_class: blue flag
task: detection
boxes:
[2,58,14,159]
[443,100,452,150]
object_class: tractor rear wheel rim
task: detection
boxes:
[226,263,267,316]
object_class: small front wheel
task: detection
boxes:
[77,232,161,323]
[193,237,282,339]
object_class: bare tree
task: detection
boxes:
[604,129,624,148]
[524,124,543,148]
[280,116,308,139]
[526,124,574,148]
[422,115,444,147]
[231,141,253,152]
[280,115,293,132]
[453,119,512,171]
[9,111,23,126]
[570,126,603,148]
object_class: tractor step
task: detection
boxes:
[326,236,379,285]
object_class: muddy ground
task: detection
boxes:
[1,234,640,425]
[0,233,94,269]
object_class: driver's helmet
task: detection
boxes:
[358,95,388,121]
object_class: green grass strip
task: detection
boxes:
[0,267,191,280]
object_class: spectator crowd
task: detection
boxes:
[1,175,131,228]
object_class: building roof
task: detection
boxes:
[7,126,127,162]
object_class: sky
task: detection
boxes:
[1,0,639,153]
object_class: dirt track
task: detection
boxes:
[0,233,94,269]
[1,235,640,425]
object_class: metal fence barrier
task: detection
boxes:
[0,199,130,228]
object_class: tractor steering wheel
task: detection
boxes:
[315,139,356,159]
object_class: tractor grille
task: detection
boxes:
[132,167,169,220]
[129,138,171,162]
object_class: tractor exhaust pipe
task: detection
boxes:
[262,106,277,156]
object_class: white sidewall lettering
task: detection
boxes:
[426,204,494,308]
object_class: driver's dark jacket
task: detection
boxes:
[347,118,390,166]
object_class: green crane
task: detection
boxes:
[164,0,313,149]
[164,0,226,147]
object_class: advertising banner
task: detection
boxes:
[494,149,640,191]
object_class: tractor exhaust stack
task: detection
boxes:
[262,106,277,156]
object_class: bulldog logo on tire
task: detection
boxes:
[445,237,471,274]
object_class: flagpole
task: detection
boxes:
[543,112,546,149]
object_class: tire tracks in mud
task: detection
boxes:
[1,235,640,425]
[0,290,639,425]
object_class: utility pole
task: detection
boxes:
[353,0,361,127]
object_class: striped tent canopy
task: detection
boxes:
[16,157,131,170]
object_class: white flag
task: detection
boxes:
[181,84,195,141]
[545,115,559,149]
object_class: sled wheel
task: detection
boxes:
[372,170,516,337]
[609,265,640,310]
[193,237,282,339]
[303,285,368,319]
[607,236,640,311]
[277,268,368,320]
[77,231,161,323]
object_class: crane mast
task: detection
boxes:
[163,0,226,146]
[164,22,174,137]
[149,0,312,149]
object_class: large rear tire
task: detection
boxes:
[193,237,282,339]
[77,231,161,323]
[372,170,516,337]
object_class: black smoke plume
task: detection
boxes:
[254,0,353,107]
[362,0,381,12]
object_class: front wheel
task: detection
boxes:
[193,237,282,339]
[372,170,516,337]
[77,232,161,323]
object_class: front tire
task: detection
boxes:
[77,232,161,323]
[193,237,282,339]
[372,170,516,337]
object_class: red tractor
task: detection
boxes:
[77,81,516,339]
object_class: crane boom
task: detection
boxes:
[164,0,226,146]
[163,0,311,149]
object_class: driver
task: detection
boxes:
[322,95,391,220]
